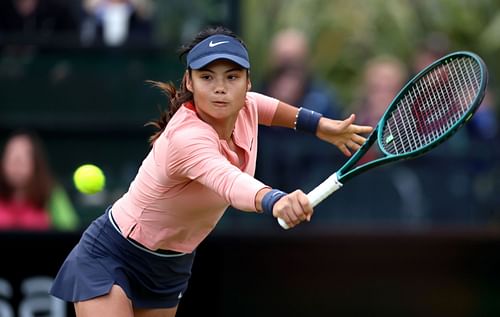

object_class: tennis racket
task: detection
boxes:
[278,51,488,229]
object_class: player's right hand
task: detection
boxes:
[272,190,313,229]
[316,114,373,157]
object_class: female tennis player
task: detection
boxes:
[50,26,372,317]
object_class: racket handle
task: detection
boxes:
[278,172,343,230]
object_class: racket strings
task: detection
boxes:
[382,56,482,155]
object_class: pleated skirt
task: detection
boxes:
[50,208,195,308]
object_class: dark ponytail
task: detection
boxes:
[145,75,192,145]
[146,26,247,145]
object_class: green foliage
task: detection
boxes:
[242,0,500,112]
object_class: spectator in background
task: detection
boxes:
[257,28,343,192]
[410,37,498,221]
[263,28,341,118]
[0,0,79,43]
[0,130,79,231]
[350,55,426,223]
[411,32,450,76]
[412,33,498,143]
[351,55,408,162]
[80,0,154,47]
[0,0,79,80]
[468,88,498,141]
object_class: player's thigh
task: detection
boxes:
[74,284,133,317]
[134,306,178,317]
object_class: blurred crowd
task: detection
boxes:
[0,2,498,232]
[255,29,498,228]
[0,0,154,47]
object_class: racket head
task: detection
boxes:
[377,51,488,159]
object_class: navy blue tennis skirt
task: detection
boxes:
[49,208,196,308]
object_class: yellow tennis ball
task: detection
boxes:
[73,164,106,194]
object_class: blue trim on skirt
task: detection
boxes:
[49,208,196,308]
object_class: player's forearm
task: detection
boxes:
[271,101,299,128]
[272,101,324,136]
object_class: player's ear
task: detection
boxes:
[185,70,193,93]
[247,76,252,91]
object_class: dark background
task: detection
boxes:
[2,229,500,317]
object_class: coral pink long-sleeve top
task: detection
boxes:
[112,92,279,253]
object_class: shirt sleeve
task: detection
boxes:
[166,128,267,211]
[247,92,279,126]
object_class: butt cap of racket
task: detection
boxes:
[278,218,290,230]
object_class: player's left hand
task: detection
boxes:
[316,114,373,157]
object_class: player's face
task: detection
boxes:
[186,59,251,123]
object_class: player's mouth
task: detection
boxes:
[212,101,229,107]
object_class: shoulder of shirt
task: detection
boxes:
[246,91,279,106]
[246,91,263,102]
[165,106,219,146]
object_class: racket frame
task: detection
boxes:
[337,51,488,184]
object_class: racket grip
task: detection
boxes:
[307,172,343,207]
[277,172,343,230]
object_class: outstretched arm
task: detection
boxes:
[271,101,373,156]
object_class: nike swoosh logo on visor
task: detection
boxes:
[209,40,229,47]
